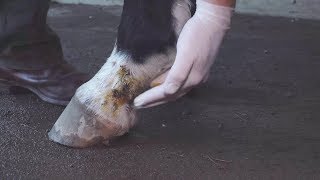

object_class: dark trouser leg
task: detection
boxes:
[0,0,64,70]
[0,0,89,105]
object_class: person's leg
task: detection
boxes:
[0,0,63,69]
[0,0,89,105]
[0,0,49,37]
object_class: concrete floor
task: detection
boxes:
[1,4,320,179]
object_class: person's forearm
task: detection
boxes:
[196,0,234,30]
[202,0,236,7]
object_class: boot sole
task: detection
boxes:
[0,79,69,106]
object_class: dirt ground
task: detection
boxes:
[1,3,320,179]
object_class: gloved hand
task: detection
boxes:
[134,0,234,109]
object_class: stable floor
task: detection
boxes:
[1,3,320,179]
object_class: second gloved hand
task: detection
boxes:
[134,0,234,109]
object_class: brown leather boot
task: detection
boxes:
[0,0,89,105]
[0,63,89,106]
[0,29,90,106]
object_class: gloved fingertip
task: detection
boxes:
[133,96,145,109]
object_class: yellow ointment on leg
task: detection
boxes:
[103,65,143,116]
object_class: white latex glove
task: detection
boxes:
[134,0,234,109]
